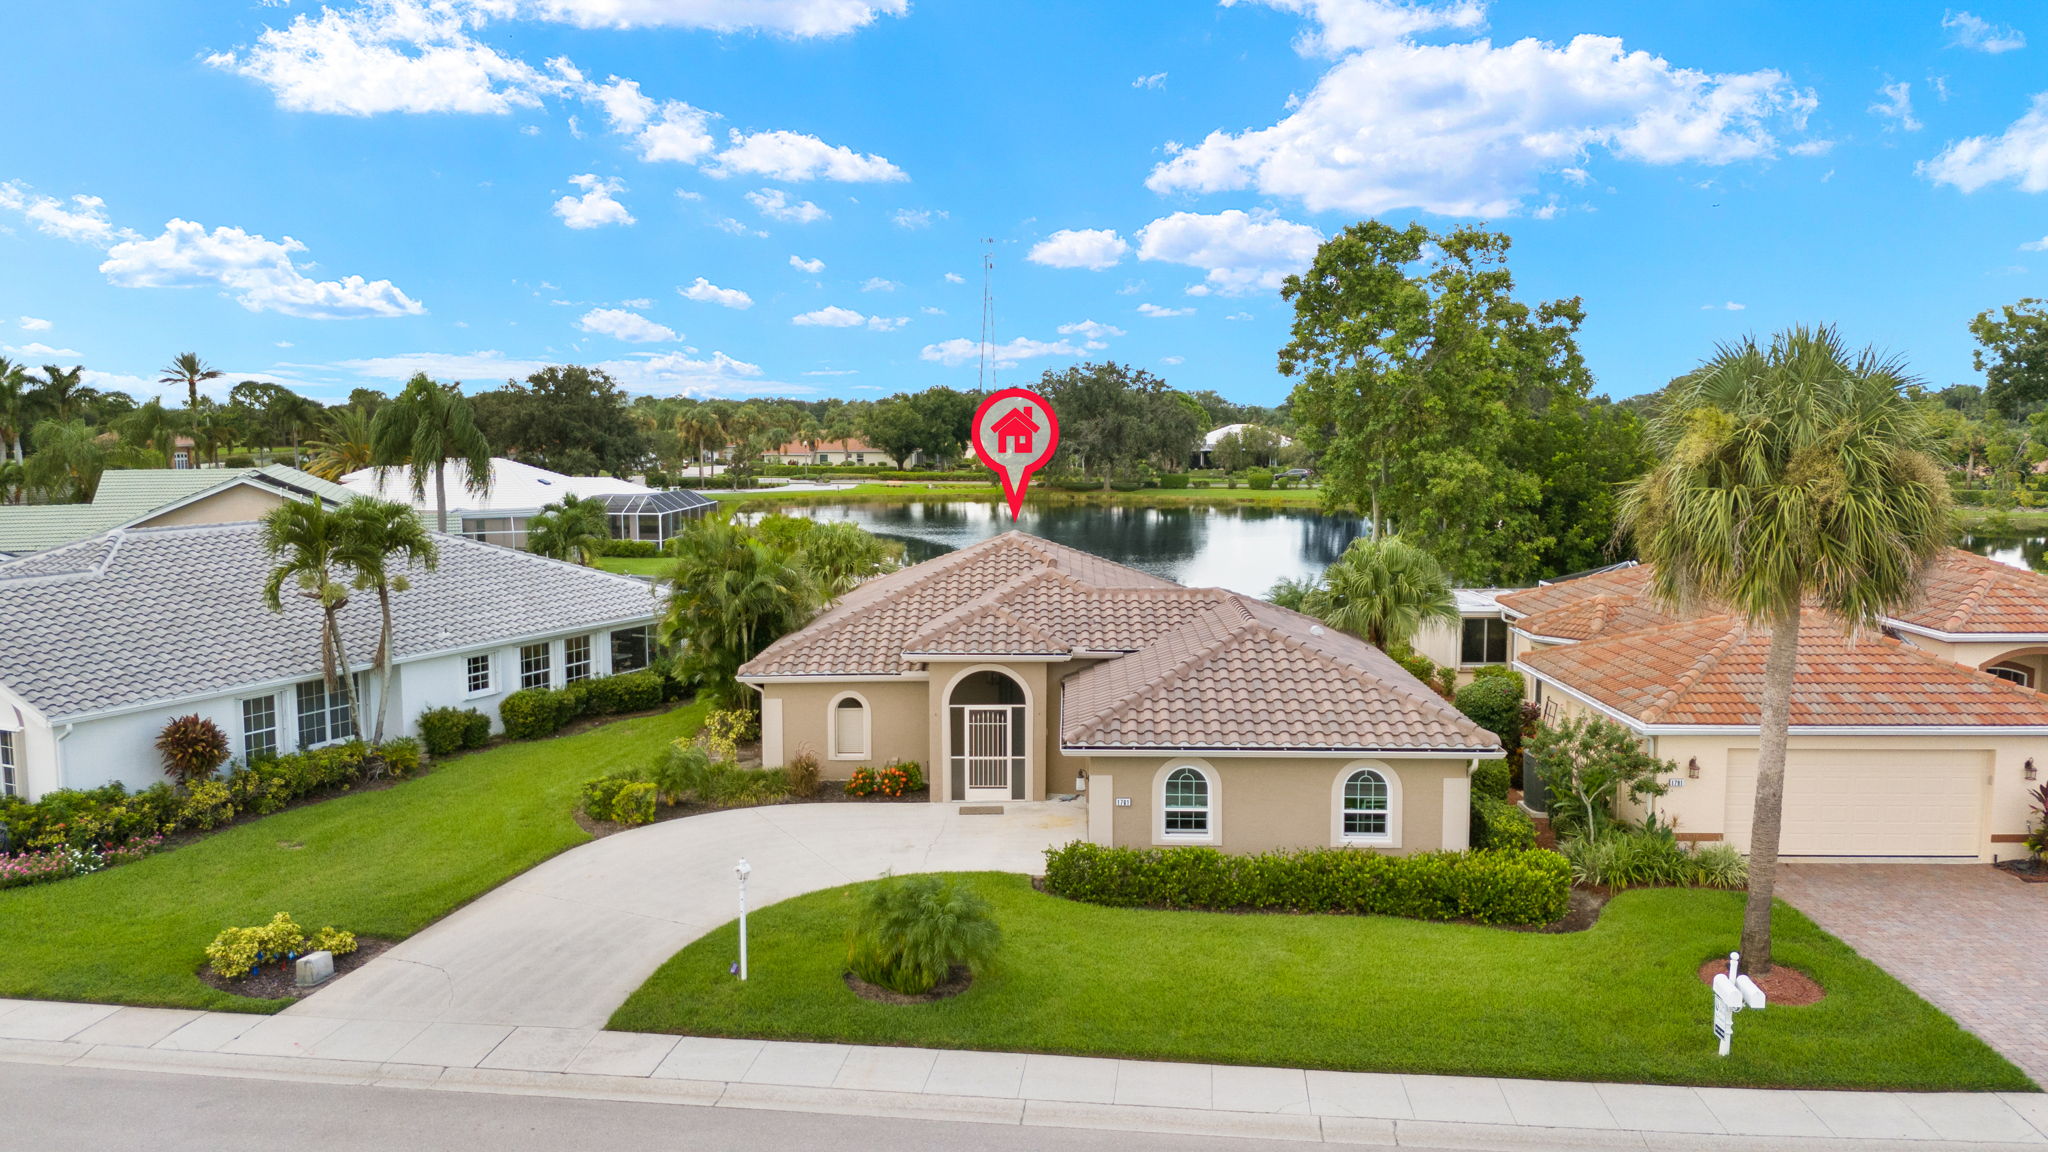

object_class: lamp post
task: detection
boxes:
[735,858,751,982]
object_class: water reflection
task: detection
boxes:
[1957,533,2048,573]
[773,501,1369,597]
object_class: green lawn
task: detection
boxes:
[611,872,2028,1091]
[1954,505,2048,531]
[596,555,673,576]
[0,702,707,1013]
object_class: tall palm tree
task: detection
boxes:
[260,498,365,742]
[1620,325,1951,974]
[674,404,725,483]
[334,498,438,745]
[22,418,106,501]
[33,364,93,422]
[0,357,30,469]
[159,352,224,410]
[526,494,611,566]
[659,519,817,709]
[368,373,493,532]
[1301,535,1460,652]
[305,405,376,480]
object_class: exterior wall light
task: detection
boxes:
[1687,757,1700,780]
[2028,759,2038,782]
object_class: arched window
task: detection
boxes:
[830,693,870,759]
[1342,769,1390,839]
[1988,663,2034,689]
[1163,766,1210,835]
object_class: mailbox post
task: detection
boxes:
[735,858,751,982]
[1711,950,1767,1056]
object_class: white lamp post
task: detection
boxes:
[735,858,751,982]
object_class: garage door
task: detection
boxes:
[1723,748,1985,857]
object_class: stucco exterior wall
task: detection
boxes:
[136,485,289,529]
[759,679,929,775]
[1101,755,1474,855]
[926,660,1052,802]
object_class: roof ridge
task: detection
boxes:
[1941,552,2004,632]
[1637,616,1748,724]
[904,568,1070,652]
[1065,606,1253,742]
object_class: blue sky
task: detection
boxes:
[2,0,2044,408]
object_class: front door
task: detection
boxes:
[962,705,1013,799]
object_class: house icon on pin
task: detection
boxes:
[993,406,1039,454]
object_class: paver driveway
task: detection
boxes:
[1778,863,2048,1086]
[289,800,1085,1030]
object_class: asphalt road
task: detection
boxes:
[0,1062,1312,1152]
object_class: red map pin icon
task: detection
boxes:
[971,388,1060,520]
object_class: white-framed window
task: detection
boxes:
[466,653,495,696]
[611,625,653,673]
[242,695,279,762]
[829,692,870,759]
[0,729,17,797]
[295,679,353,748]
[565,635,593,684]
[1460,617,1509,665]
[1988,663,2033,688]
[519,642,552,690]
[1162,766,1211,837]
[1342,769,1390,839]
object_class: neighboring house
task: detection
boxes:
[1194,422,1293,469]
[1410,588,1517,680]
[1499,549,2048,861]
[739,532,1502,855]
[339,458,712,550]
[0,464,352,558]
[0,522,662,801]
[762,439,901,468]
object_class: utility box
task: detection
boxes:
[295,950,335,988]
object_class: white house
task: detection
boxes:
[339,458,712,550]
[1195,423,1293,469]
[0,522,664,800]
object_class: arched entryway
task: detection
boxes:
[946,668,1028,801]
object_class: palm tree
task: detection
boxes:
[675,404,725,483]
[788,519,902,601]
[305,405,376,480]
[22,418,106,501]
[1301,535,1460,652]
[659,519,818,709]
[0,357,30,469]
[526,494,611,566]
[188,399,240,466]
[116,398,189,467]
[33,364,93,422]
[1619,325,1951,975]
[260,498,365,741]
[159,352,224,410]
[334,498,438,745]
[368,373,493,532]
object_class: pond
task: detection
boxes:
[1961,532,2048,573]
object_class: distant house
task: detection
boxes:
[0,522,662,801]
[761,439,903,468]
[1195,423,1292,469]
[339,458,712,550]
[0,464,351,559]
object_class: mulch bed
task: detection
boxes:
[843,965,973,1005]
[576,782,932,839]
[1993,858,2048,884]
[1698,955,1826,1006]
[196,937,394,1001]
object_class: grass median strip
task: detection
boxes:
[611,871,2029,1091]
[0,701,707,1013]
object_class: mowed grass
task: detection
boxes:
[612,872,2029,1091]
[0,701,707,1013]
[595,555,672,577]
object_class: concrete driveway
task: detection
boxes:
[290,800,1086,1030]
[1778,863,2048,1086]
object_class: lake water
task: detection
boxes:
[776,502,2048,593]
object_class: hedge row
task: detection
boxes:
[416,707,494,757]
[1040,842,1570,926]
[1471,794,1538,851]
[499,670,666,739]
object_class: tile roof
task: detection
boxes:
[1513,592,1685,643]
[742,531,1501,755]
[339,458,651,516]
[0,465,352,554]
[0,523,660,721]
[1519,613,2048,729]
[1888,548,2048,636]
[1494,562,1650,619]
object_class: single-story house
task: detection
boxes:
[1501,549,2048,861]
[0,464,351,558]
[1193,422,1293,469]
[761,439,901,468]
[0,522,662,801]
[739,531,1503,855]
[1410,588,1517,680]
[339,458,712,551]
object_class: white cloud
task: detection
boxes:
[0,181,122,244]
[276,340,296,348]
[1056,319,1124,348]
[1134,209,1323,297]
[716,216,768,237]
[1133,72,1168,89]
[1700,301,1746,311]
[1788,138,1835,156]
[3,342,81,359]
[679,276,753,308]
[1943,10,2026,54]
[1150,3,1817,216]
[519,0,908,36]
[1161,355,1184,366]
[1027,228,1129,270]
[578,306,677,342]
[335,347,781,396]
[675,188,704,201]
[1870,81,1921,132]
[792,305,867,327]
[520,123,541,135]
[789,254,825,274]
[1923,94,2048,192]
[2020,236,2048,252]
[943,271,965,283]
[595,79,716,163]
[803,368,860,376]
[1137,302,1195,318]
[865,315,908,331]
[746,187,828,222]
[920,306,945,315]
[1225,311,1253,321]
[712,129,906,182]
[18,316,51,331]
[554,173,635,228]
[620,297,652,308]
[860,277,900,291]
[919,336,1086,368]
[100,218,425,319]
[891,207,942,229]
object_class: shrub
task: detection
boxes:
[1471,760,1511,801]
[1041,842,1571,927]
[1158,474,1191,489]
[461,709,492,748]
[204,912,353,979]
[700,707,760,761]
[847,874,1002,995]
[1245,469,1274,490]
[579,773,645,823]
[378,737,425,780]
[415,708,475,757]
[1531,717,1673,840]
[156,714,230,786]
[224,453,258,468]
[601,539,661,558]
[1561,827,1746,889]
[786,750,822,799]
[500,687,571,740]
[1455,675,1527,761]
[310,926,359,957]
[180,780,237,831]
[893,759,926,791]
[1471,794,1537,851]
[1191,479,1210,489]
[648,742,787,808]
[846,763,916,798]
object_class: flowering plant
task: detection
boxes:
[846,764,913,799]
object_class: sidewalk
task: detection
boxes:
[3,999,2044,1150]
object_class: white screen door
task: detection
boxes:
[963,706,1012,797]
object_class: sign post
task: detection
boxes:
[971,388,1060,520]
[735,858,751,982]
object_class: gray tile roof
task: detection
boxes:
[0,465,353,555]
[0,522,662,721]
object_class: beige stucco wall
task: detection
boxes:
[136,484,290,528]
[759,679,929,777]
[1099,755,1474,855]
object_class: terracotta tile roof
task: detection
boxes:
[768,438,881,456]
[1513,592,1685,643]
[1519,613,2048,728]
[1888,548,2048,636]
[1495,562,1651,619]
